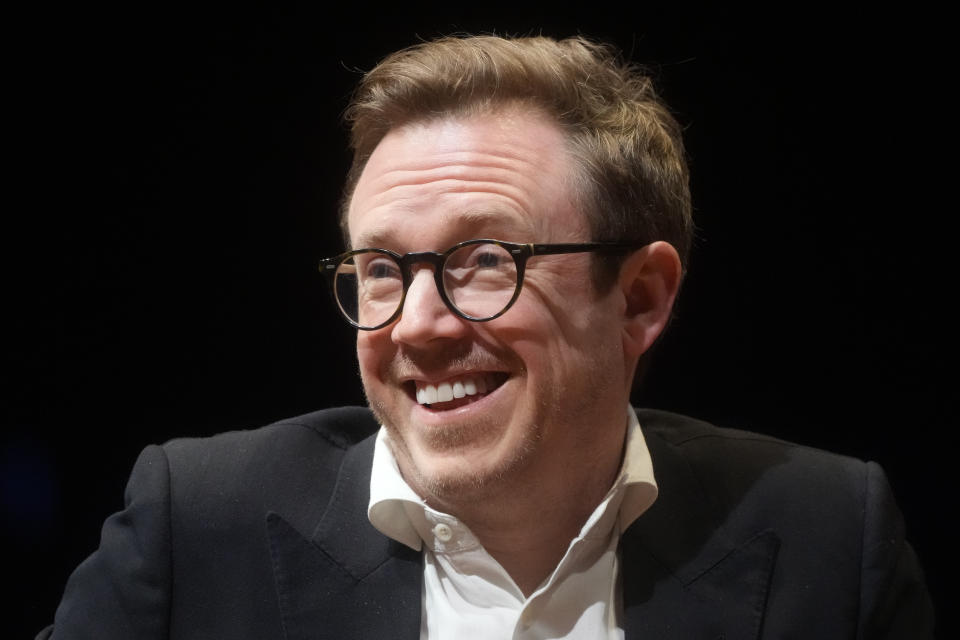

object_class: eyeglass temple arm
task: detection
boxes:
[529,242,640,256]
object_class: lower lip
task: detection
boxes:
[411,379,507,423]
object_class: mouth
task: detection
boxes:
[409,372,509,411]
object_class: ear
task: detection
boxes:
[619,241,683,359]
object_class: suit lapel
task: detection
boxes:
[267,435,423,640]
[622,430,780,640]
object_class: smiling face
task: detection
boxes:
[348,107,634,510]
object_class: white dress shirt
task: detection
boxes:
[368,407,658,639]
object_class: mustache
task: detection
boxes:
[388,344,515,379]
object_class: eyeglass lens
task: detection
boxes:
[333,242,519,328]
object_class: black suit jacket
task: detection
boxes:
[41,407,933,639]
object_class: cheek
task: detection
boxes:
[521,257,597,310]
[356,333,389,382]
[520,280,603,342]
[517,290,623,378]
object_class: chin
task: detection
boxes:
[372,395,537,504]
[402,443,534,505]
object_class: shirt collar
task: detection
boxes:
[367,406,658,551]
[368,426,424,550]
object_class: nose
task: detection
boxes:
[390,266,469,345]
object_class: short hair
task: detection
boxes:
[341,35,693,288]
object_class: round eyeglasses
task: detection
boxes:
[319,239,640,330]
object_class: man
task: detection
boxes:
[41,35,932,639]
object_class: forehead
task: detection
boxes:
[347,107,585,250]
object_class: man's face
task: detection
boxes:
[348,107,632,508]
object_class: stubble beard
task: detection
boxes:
[359,329,622,510]
[366,387,542,507]
[361,341,543,505]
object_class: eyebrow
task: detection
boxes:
[351,209,529,250]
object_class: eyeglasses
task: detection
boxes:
[319,239,639,330]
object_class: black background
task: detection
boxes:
[7,4,952,636]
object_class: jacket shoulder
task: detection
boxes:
[164,405,378,455]
[637,407,863,470]
[638,407,804,447]
[163,407,378,466]
[157,406,379,540]
[635,407,871,528]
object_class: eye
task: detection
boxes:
[445,243,515,280]
[355,254,401,281]
[368,259,399,278]
[473,249,504,268]
[457,243,512,269]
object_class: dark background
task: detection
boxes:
[7,4,951,636]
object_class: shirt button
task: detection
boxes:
[433,523,453,542]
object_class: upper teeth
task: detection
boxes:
[416,375,489,405]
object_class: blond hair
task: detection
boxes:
[342,35,692,285]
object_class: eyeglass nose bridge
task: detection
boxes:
[394,250,470,323]
[397,249,447,276]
